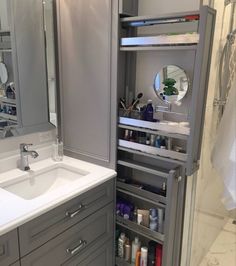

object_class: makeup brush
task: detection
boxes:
[129,92,143,111]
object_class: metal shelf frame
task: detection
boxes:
[117,180,167,206]
[116,215,165,244]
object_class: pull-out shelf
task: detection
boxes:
[116,215,165,243]
[121,33,199,48]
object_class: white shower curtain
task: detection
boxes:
[212,78,236,210]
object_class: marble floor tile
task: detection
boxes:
[199,219,236,266]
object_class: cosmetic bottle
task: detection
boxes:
[155,136,162,148]
[149,208,158,231]
[124,129,129,140]
[150,135,156,146]
[157,208,164,234]
[133,206,138,222]
[139,132,146,144]
[125,242,131,262]
[140,247,148,266]
[131,237,141,263]
[146,133,151,145]
[155,244,163,266]
[135,251,141,266]
[137,213,143,225]
[160,137,166,149]
[159,182,166,197]
[148,241,157,266]
[52,137,63,161]
[118,233,126,258]
[144,100,154,121]
[115,229,120,256]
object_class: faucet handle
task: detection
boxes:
[20,143,33,152]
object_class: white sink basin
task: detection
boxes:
[0,164,89,200]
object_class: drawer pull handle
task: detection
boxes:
[66,240,87,255]
[0,245,5,257]
[65,204,85,218]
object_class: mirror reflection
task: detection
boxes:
[44,0,57,127]
[0,0,57,139]
[154,65,189,104]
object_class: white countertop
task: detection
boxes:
[0,156,116,236]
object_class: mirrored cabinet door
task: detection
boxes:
[0,0,57,139]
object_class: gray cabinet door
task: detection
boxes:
[57,0,118,169]
[19,180,114,257]
[21,203,114,266]
[0,230,19,266]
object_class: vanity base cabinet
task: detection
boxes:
[18,180,114,257]
[20,203,114,266]
[0,229,19,266]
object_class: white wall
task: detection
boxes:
[0,130,56,157]
[138,0,200,16]
[0,0,9,30]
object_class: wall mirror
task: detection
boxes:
[154,65,189,104]
[0,0,57,139]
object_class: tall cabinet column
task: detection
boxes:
[56,0,118,169]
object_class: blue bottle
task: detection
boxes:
[144,99,154,122]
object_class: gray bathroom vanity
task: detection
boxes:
[0,179,115,266]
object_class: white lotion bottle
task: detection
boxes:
[140,247,148,266]
[131,237,141,263]
[118,233,126,258]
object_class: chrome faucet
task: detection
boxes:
[19,143,39,171]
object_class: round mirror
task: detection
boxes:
[0,62,8,85]
[154,65,189,103]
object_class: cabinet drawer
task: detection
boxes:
[64,238,113,266]
[21,203,114,266]
[19,179,114,256]
[0,229,19,266]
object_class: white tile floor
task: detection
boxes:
[200,219,236,266]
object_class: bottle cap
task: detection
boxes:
[147,99,152,104]
[150,208,157,218]
[162,182,166,191]
[120,233,126,240]
[137,213,143,225]
[141,247,148,257]
[134,237,139,243]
